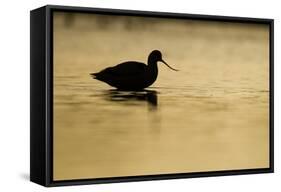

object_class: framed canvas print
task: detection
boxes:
[30,5,274,187]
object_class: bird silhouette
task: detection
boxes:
[90,50,178,90]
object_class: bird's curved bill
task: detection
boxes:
[161,60,179,71]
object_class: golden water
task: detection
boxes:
[53,12,270,180]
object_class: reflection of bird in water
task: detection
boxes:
[90,50,178,90]
[105,90,158,107]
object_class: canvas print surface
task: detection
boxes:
[53,11,270,180]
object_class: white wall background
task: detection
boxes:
[0,0,279,191]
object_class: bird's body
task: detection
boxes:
[91,50,178,90]
[92,61,158,90]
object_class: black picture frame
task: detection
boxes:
[30,5,274,187]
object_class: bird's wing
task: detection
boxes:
[104,62,146,76]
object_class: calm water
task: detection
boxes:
[53,13,270,180]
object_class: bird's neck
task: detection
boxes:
[147,57,158,71]
[146,57,158,86]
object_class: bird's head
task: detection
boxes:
[149,50,179,71]
[150,50,163,61]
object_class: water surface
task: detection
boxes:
[53,12,270,180]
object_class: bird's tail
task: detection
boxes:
[90,73,98,79]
